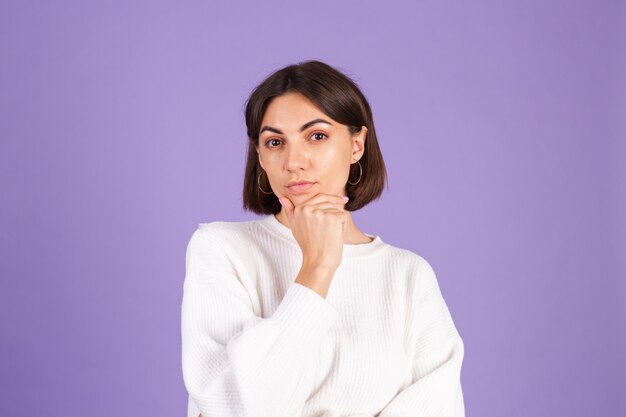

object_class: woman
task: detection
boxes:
[181,60,465,417]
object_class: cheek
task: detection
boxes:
[260,152,279,170]
[262,156,285,184]
[319,149,351,180]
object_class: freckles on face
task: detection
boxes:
[257,92,354,196]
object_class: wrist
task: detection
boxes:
[300,260,335,277]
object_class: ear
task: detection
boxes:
[351,126,367,162]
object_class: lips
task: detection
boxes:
[286,179,314,187]
[286,181,316,194]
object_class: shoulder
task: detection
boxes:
[380,242,429,272]
[184,219,262,285]
[185,218,263,265]
[190,218,260,246]
[197,217,257,236]
[380,243,440,288]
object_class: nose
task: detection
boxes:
[284,142,310,172]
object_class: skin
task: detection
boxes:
[255,91,373,244]
[195,93,372,416]
[257,92,374,297]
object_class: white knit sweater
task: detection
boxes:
[181,214,465,417]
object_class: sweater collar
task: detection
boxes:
[259,214,386,257]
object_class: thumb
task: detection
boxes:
[278,196,295,228]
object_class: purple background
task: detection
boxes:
[1,1,624,416]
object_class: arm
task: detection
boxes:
[377,257,465,417]
[181,225,339,417]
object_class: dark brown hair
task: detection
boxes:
[242,60,387,214]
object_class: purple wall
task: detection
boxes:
[1,1,624,416]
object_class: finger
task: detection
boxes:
[314,209,349,223]
[297,193,349,206]
[278,196,295,228]
[304,202,349,212]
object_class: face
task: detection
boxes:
[256,92,367,204]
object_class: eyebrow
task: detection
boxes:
[259,118,333,135]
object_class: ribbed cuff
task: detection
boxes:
[271,282,339,346]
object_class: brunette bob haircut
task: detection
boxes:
[242,60,388,214]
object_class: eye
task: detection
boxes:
[265,138,282,148]
[311,132,328,141]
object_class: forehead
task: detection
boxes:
[261,92,335,127]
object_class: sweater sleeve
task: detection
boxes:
[181,225,340,417]
[377,257,465,417]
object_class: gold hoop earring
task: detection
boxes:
[258,171,274,194]
[347,160,362,185]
